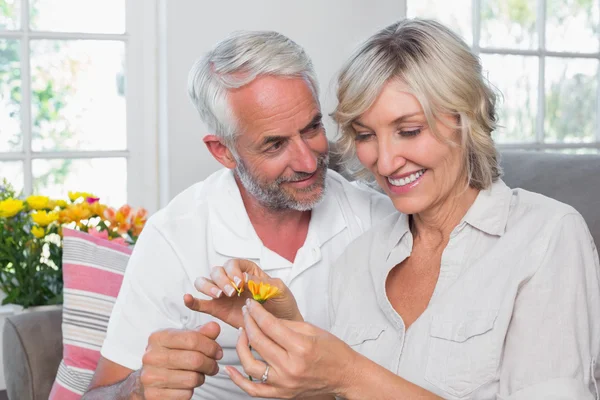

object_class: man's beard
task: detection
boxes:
[234,153,329,212]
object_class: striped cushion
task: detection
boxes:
[49,228,132,399]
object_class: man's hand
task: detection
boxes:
[184,259,302,329]
[138,322,223,400]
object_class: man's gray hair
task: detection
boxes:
[187,30,320,148]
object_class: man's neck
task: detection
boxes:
[237,179,311,263]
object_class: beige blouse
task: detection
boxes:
[329,180,600,399]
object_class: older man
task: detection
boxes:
[83,31,395,400]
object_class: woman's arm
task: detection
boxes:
[496,213,600,399]
[225,299,441,399]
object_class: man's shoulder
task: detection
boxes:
[150,169,231,230]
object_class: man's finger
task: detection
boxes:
[152,325,221,357]
[143,349,219,375]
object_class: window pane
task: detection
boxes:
[33,158,127,207]
[544,148,600,155]
[407,0,473,46]
[0,0,20,30]
[0,161,23,194]
[482,54,538,143]
[480,0,537,49]
[30,40,126,152]
[0,39,21,151]
[545,58,597,144]
[29,0,125,34]
[546,0,599,53]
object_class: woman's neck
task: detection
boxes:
[411,184,480,249]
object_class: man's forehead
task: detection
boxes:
[230,76,321,138]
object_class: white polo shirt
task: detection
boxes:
[101,168,395,400]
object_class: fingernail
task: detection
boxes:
[216,348,223,359]
[238,327,244,336]
[211,288,223,298]
[224,284,235,296]
[242,305,248,315]
[233,276,242,287]
[224,367,232,378]
[193,277,205,290]
[244,272,249,282]
[245,298,251,307]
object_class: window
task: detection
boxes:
[0,0,158,210]
[405,0,600,154]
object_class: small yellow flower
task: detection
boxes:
[68,191,82,202]
[26,195,50,210]
[247,280,280,304]
[31,211,59,227]
[31,226,45,238]
[0,198,25,218]
[54,199,68,208]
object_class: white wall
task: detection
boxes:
[161,0,404,202]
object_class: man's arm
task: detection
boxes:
[83,323,223,400]
[82,358,141,400]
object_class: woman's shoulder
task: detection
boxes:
[507,187,581,228]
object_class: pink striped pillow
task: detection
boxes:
[49,228,132,399]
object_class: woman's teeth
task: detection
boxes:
[387,169,426,187]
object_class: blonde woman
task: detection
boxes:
[194,19,600,399]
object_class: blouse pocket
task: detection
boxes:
[332,324,388,367]
[425,310,500,398]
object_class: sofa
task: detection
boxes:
[3,150,600,400]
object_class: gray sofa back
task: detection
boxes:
[500,151,600,247]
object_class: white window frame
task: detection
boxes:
[0,0,159,212]
[403,0,600,153]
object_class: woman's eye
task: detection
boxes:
[355,133,374,142]
[400,128,421,137]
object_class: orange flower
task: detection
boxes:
[116,205,132,224]
[247,280,280,304]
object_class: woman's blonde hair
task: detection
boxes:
[332,19,501,190]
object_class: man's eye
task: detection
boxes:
[267,141,283,152]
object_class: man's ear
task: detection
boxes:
[203,135,237,169]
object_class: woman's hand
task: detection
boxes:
[184,259,303,329]
[225,299,358,399]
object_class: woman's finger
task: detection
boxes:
[235,327,271,380]
[242,302,288,361]
[210,266,239,297]
[246,299,309,352]
[193,276,222,299]
[225,366,283,399]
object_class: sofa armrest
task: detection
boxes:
[3,309,63,400]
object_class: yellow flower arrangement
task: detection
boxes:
[0,179,149,308]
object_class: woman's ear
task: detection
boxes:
[203,135,237,169]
